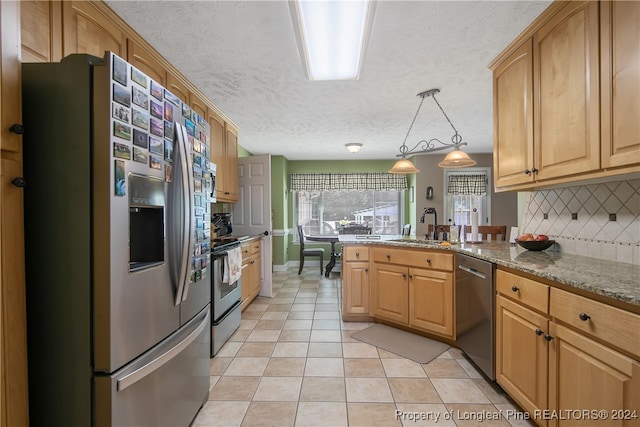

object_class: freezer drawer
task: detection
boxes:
[211,300,242,356]
[94,306,210,427]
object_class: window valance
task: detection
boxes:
[447,174,487,196]
[290,173,408,191]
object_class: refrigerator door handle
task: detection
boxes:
[173,123,195,305]
[116,308,208,391]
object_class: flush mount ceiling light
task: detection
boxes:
[290,0,375,81]
[345,143,363,153]
[389,89,476,174]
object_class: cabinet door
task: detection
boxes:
[189,93,208,122]
[343,261,370,315]
[62,1,126,58]
[2,0,23,153]
[166,72,189,104]
[533,1,600,180]
[224,124,239,202]
[601,1,640,169]
[250,253,261,298]
[241,259,252,311]
[409,268,453,338]
[208,109,226,194]
[548,323,640,427]
[21,0,62,63]
[371,263,408,324]
[127,40,166,86]
[496,295,549,423]
[493,39,534,188]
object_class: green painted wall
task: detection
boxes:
[238,144,252,158]
[270,156,289,266]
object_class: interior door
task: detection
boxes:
[232,154,272,297]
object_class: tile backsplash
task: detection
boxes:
[520,179,640,265]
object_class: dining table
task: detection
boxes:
[305,234,340,277]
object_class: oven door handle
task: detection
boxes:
[213,300,242,325]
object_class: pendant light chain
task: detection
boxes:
[431,93,462,145]
[398,95,426,158]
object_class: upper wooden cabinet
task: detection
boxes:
[224,124,239,202]
[490,0,640,192]
[20,1,61,63]
[1,1,23,153]
[189,92,208,120]
[127,39,166,86]
[166,72,189,105]
[533,1,600,181]
[208,108,238,202]
[493,39,534,188]
[62,1,126,59]
[600,1,640,169]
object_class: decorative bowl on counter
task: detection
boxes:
[515,239,555,251]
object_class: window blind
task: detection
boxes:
[290,173,407,191]
[447,174,487,196]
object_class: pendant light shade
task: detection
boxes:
[389,158,420,174]
[438,149,477,168]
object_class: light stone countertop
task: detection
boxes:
[339,236,640,308]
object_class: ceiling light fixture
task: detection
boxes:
[345,143,363,153]
[290,0,375,81]
[389,89,476,174]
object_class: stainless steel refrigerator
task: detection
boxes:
[22,52,213,427]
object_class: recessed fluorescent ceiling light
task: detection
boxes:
[292,0,374,81]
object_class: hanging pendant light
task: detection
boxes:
[389,89,476,174]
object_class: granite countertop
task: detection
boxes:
[339,237,640,308]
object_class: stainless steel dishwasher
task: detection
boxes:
[456,253,495,380]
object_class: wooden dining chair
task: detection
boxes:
[464,225,508,241]
[297,225,324,275]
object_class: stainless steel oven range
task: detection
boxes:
[210,238,242,356]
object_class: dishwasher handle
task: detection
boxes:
[458,264,486,279]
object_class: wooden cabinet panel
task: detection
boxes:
[548,323,640,427]
[371,263,408,324]
[1,155,29,427]
[493,39,534,188]
[409,268,454,338]
[241,240,261,310]
[62,1,126,58]
[497,269,549,314]
[550,288,640,357]
[343,246,369,262]
[533,1,600,181]
[343,262,370,316]
[166,72,189,104]
[127,39,166,85]
[496,295,549,423]
[371,247,452,271]
[601,1,640,169]
[189,92,208,121]
[1,0,22,153]
[21,0,61,63]
[224,125,239,201]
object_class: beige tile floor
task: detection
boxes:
[192,269,536,427]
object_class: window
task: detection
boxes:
[443,168,491,227]
[295,190,403,236]
[290,172,407,237]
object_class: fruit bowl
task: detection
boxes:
[515,239,555,251]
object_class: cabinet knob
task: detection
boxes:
[402,273,407,278]
[9,123,24,135]
[426,258,431,264]
[544,334,553,342]
[386,254,391,261]
[408,274,413,279]
[364,268,368,273]
[524,169,531,175]
[355,252,360,257]
[578,312,591,321]
[11,177,26,188]
[511,285,519,292]
[535,328,544,336]
[531,167,538,173]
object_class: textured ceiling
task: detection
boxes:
[106,1,551,161]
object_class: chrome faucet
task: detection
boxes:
[419,207,437,239]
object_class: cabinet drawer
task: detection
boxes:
[496,269,549,314]
[241,240,260,258]
[550,288,640,357]
[343,246,369,262]
[371,247,452,271]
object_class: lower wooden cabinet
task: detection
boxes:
[497,268,640,427]
[240,239,261,311]
[548,322,640,427]
[371,263,409,324]
[496,294,550,425]
[409,268,454,338]
[342,246,370,319]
